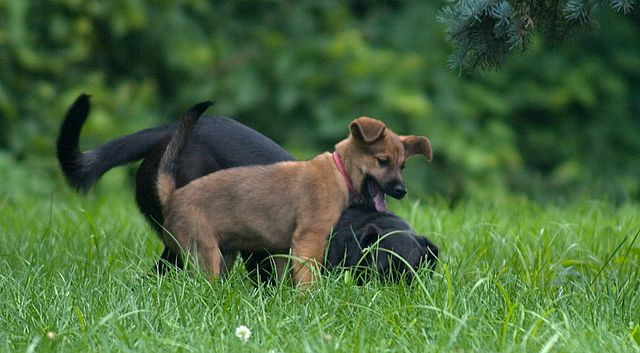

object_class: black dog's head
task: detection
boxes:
[355,223,439,283]
[326,206,439,283]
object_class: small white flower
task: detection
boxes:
[46,331,56,340]
[235,325,252,342]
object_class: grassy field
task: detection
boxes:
[1,158,639,353]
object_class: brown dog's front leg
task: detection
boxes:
[291,229,329,286]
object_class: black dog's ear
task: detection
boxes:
[357,223,384,247]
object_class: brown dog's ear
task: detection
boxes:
[401,135,432,161]
[350,117,386,144]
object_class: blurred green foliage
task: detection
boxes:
[0,0,638,201]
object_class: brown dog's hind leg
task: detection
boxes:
[165,213,223,280]
[194,236,222,279]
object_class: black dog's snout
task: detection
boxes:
[426,244,439,262]
[388,182,407,199]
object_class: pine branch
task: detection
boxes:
[439,0,637,73]
[564,0,599,25]
[611,0,636,13]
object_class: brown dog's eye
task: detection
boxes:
[377,158,390,167]
[401,163,406,170]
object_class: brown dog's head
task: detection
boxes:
[336,116,432,212]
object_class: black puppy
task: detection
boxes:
[57,94,438,280]
[328,206,438,283]
[245,205,439,284]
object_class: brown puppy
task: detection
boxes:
[157,102,432,285]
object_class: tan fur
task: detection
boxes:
[159,116,432,286]
[156,174,175,206]
[335,117,432,196]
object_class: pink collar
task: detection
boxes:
[332,151,361,199]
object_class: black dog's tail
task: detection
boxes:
[157,101,213,206]
[56,94,177,192]
[57,94,94,190]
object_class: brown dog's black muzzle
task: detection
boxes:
[384,180,407,199]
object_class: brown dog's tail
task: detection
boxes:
[157,101,213,206]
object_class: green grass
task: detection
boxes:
[1,158,639,352]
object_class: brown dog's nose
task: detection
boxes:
[388,182,407,199]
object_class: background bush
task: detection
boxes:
[1,0,638,201]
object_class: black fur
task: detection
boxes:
[56,94,439,281]
[158,101,214,191]
[327,206,439,283]
[57,94,179,192]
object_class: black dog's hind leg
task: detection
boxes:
[154,247,184,275]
